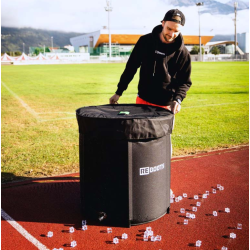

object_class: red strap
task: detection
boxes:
[136,96,171,111]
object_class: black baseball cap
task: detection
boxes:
[161,9,185,26]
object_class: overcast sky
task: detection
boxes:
[1,0,249,35]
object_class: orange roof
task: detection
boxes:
[183,36,214,45]
[95,34,141,47]
[95,34,214,47]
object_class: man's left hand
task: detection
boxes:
[170,101,181,114]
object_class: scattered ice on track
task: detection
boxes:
[113,237,119,244]
[122,233,128,239]
[47,231,53,237]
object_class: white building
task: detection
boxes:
[70,28,214,55]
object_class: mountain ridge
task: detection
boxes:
[165,0,249,14]
[1,27,82,53]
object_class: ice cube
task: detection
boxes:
[69,227,74,233]
[122,233,128,239]
[221,247,228,250]
[184,219,188,225]
[196,202,201,207]
[230,233,236,239]
[196,240,202,247]
[180,208,185,213]
[70,241,77,247]
[213,211,218,216]
[148,231,153,236]
[82,225,87,231]
[146,227,152,232]
[192,207,197,212]
[217,184,221,188]
[190,214,196,219]
[155,235,162,241]
[47,231,53,237]
[178,196,183,201]
[194,195,199,200]
[237,223,242,230]
[113,237,119,244]
[202,194,207,199]
[107,228,112,233]
[183,193,187,198]
[212,189,216,194]
[225,208,230,213]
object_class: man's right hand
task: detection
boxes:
[109,94,120,104]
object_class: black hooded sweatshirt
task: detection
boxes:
[115,25,192,106]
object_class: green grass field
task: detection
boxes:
[1,62,249,182]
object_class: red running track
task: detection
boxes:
[2,146,249,250]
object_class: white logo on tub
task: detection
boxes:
[140,163,164,176]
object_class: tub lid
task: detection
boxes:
[76,104,174,139]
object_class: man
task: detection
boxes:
[109,9,192,114]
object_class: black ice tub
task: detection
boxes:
[76,104,174,227]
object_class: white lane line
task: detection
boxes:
[1,208,49,250]
[1,81,40,121]
[182,101,248,109]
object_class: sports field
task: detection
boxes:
[1,62,249,182]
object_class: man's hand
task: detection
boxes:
[170,101,181,114]
[109,94,120,104]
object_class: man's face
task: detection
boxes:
[161,21,182,43]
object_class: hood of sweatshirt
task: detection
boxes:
[152,25,184,55]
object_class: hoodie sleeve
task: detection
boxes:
[115,37,143,96]
[174,51,192,102]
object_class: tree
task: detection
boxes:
[15,51,22,56]
[34,48,41,55]
[190,45,199,55]
[34,47,50,55]
[211,46,220,55]
[190,45,205,55]
[6,51,22,56]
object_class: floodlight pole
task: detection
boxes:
[234,2,238,56]
[51,37,53,53]
[196,2,203,62]
[105,0,113,59]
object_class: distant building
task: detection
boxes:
[70,28,214,56]
[237,33,249,53]
[205,41,245,55]
[49,47,70,53]
[210,33,249,53]
[64,45,75,52]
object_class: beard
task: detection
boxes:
[162,32,175,42]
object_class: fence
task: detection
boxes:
[88,45,132,57]
[191,54,249,62]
